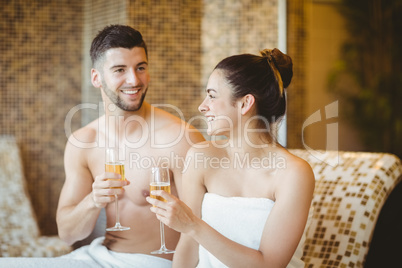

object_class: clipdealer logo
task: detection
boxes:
[302,101,340,166]
[64,101,341,167]
[128,151,286,172]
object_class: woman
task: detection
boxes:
[146,48,315,268]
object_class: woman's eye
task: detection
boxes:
[208,94,215,99]
[115,69,124,73]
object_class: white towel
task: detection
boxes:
[197,193,313,268]
[0,237,172,268]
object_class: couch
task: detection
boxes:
[289,149,402,267]
[0,135,72,257]
[1,135,401,267]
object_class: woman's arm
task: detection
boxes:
[170,147,208,268]
[147,143,214,266]
[149,156,315,268]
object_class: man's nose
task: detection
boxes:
[126,69,139,85]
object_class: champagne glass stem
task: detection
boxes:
[160,221,166,249]
[114,194,121,226]
[106,193,129,231]
[150,167,174,253]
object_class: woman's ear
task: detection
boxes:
[240,94,255,115]
[91,68,102,88]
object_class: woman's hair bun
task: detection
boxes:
[260,48,293,89]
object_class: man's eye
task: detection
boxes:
[137,66,146,71]
[115,69,124,73]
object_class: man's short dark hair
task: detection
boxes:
[90,25,148,67]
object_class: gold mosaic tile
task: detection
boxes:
[290,149,402,267]
[287,0,307,149]
[0,0,83,235]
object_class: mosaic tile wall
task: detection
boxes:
[0,0,83,235]
[202,0,279,87]
[127,0,203,123]
[81,0,127,125]
[84,0,282,134]
[0,0,297,236]
[82,0,203,125]
[200,0,279,133]
[287,0,307,149]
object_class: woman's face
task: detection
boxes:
[198,69,241,136]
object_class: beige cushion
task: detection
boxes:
[0,136,40,242]
[0,135,72,257]
[290,149,402,268]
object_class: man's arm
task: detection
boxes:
[56,135,127,245]
[56,138,100,245]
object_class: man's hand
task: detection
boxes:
[92,172,130,208]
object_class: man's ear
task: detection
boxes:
[240,94,255,115]
[91,68,102,88]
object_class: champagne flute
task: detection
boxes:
[150,167,175,254]
[105,148,130,231]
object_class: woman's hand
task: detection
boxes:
[146,190,198,234]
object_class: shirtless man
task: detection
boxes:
[56,25,204,266]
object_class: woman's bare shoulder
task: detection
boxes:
[273,148,315,199]
[275,149,315,184]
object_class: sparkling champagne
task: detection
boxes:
[150,182,171,202]
[105,162,125,188]
[149,167,174,254]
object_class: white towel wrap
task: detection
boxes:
[197,193,313,268]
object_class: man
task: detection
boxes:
[55,25,204,267]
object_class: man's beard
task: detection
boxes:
[102,82,147,112]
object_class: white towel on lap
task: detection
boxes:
[0,237,172,268]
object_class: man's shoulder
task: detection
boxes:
[151,105,185,126]
[67,117,103,147]
[150,106,204,145]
